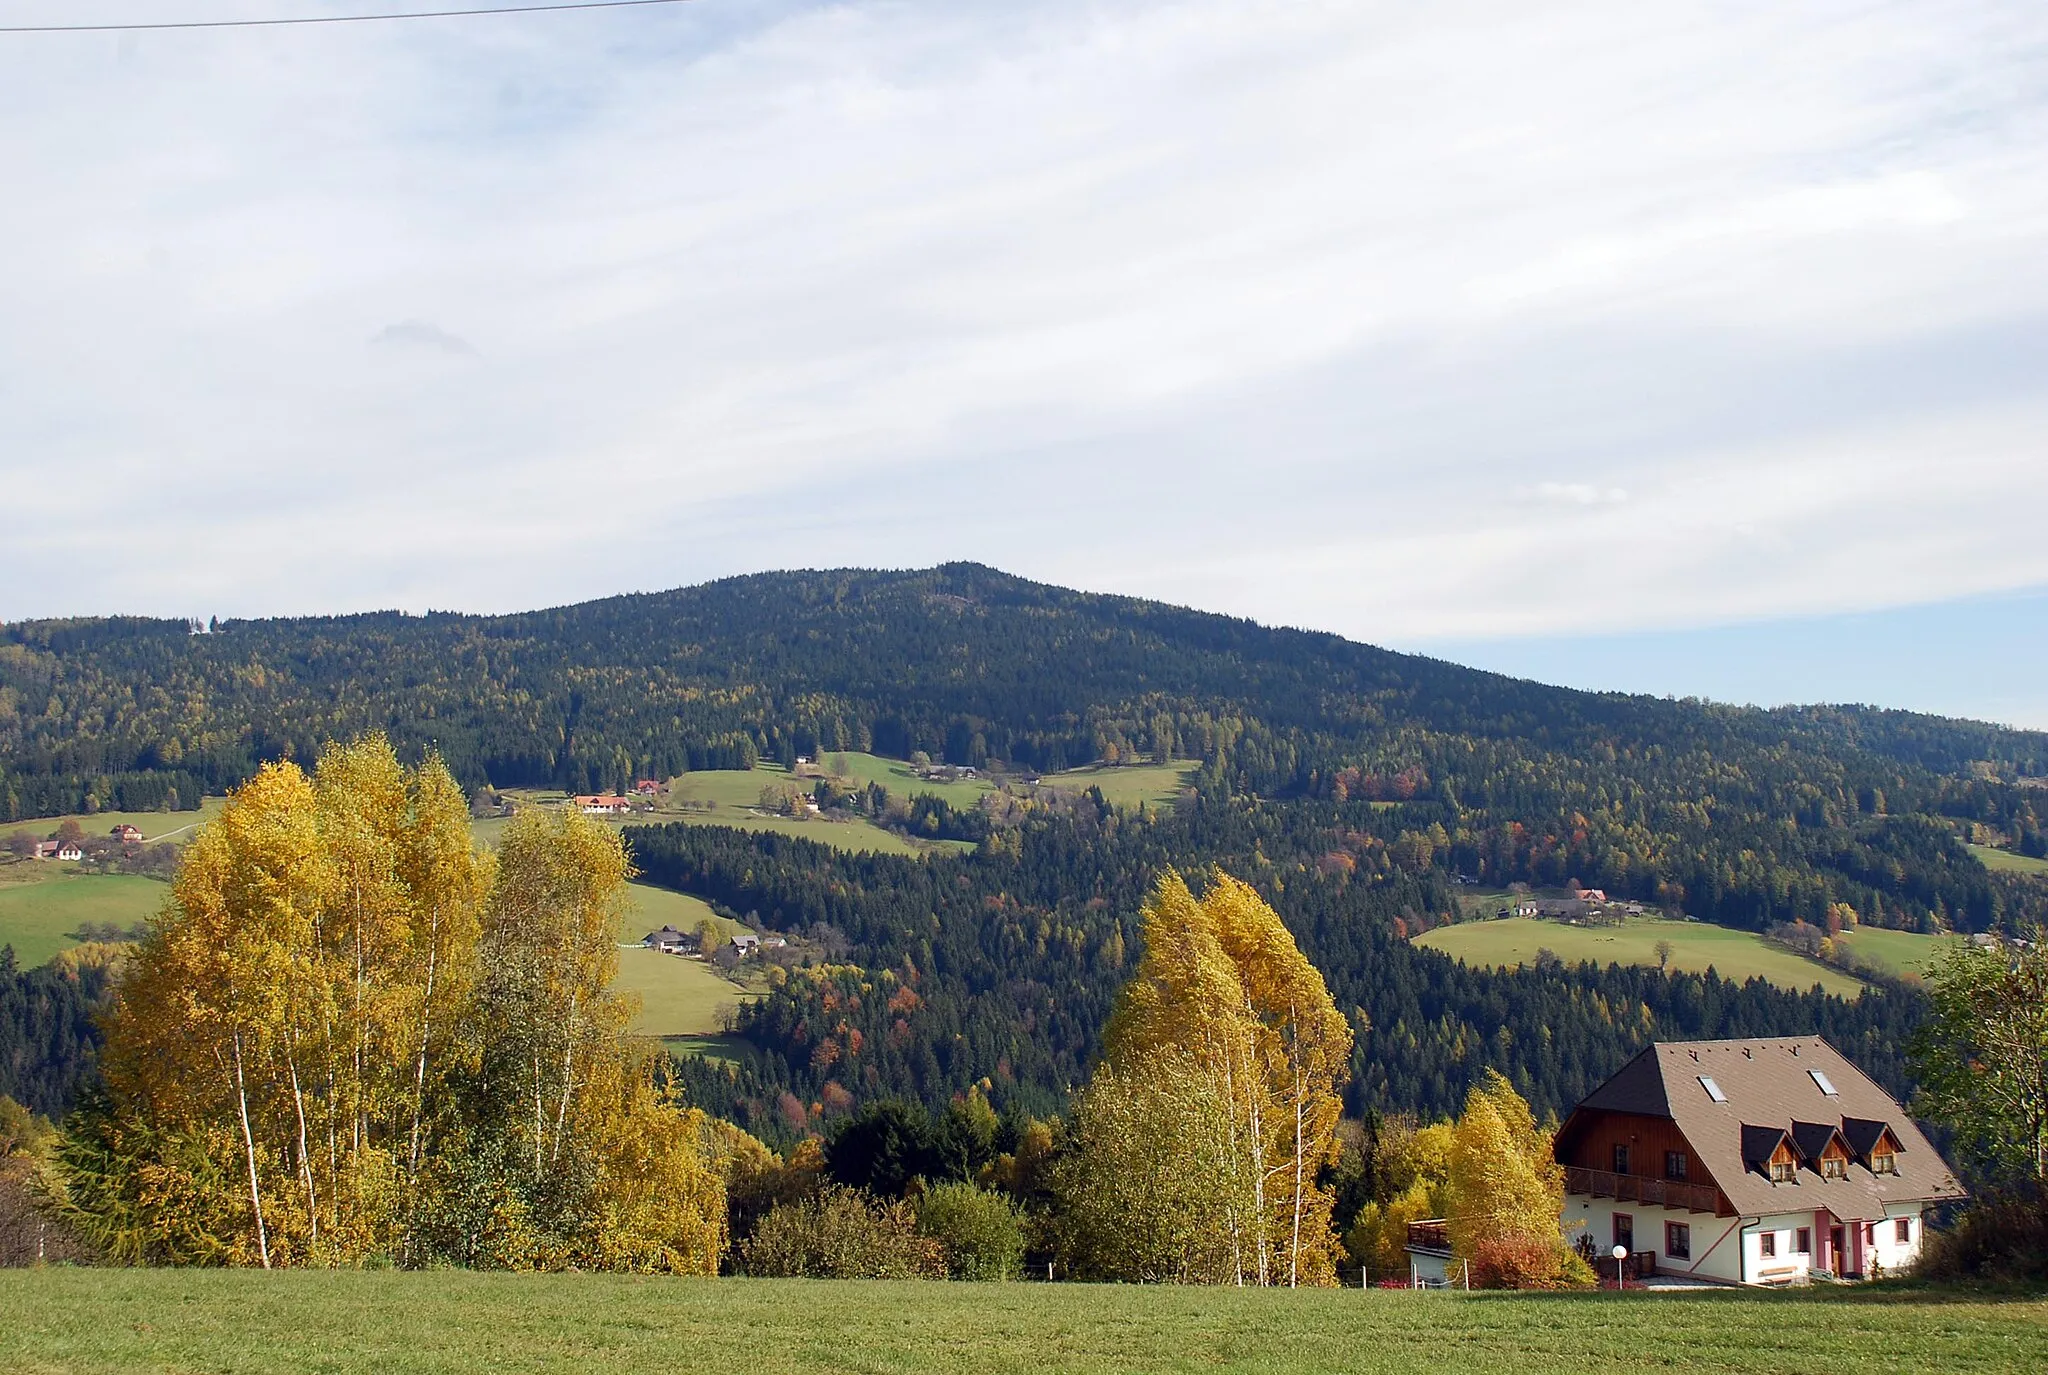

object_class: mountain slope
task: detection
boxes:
[4,564,2045,936]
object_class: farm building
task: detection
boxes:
[110,824,144,844]
[1555,1039,1963,1285]
[574,795,633,815]
[642,925,697,956]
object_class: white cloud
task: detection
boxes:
[0,0,2045,651]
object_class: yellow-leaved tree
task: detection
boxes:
[1446,1070,1593,1289]
[60,735,724,1273]
[1062,870,1352,1286]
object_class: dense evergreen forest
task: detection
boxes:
[637,796,1927,1144]
[5,563,2045,1132]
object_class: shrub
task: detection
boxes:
[739,1185,945,1279]
[1467,1233,1597,1290]
[1915,1197,2048,1283]
[916,1182,1023,1281]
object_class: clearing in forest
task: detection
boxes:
[1416,914,1868,997]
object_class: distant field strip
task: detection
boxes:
[0,873,166,966]
[3,1271,2044,1375]
[1969,843,2048,877]
[1036,761,1195,808]
[1416,916,1867,996]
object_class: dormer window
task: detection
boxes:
[1770,1160,1795,1183]
[1872,1151,1897,1175]
[1823,1157,1847,1180]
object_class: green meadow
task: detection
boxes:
[610,884,759,1040]
[1,1270,2043,1375]
[1416,915,1867,997]
[1834,925,1956,978]
[1969,843,2048,877]
[0,872,166,967]
[1037,761,1196,808]
[1,799,224,847]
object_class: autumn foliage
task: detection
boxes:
[53,737,726,1271]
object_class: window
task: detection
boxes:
[1770,1160,1796,1183]
[1795,1228,1811,1254]
[1664,1150,1689,1181]
[1760,1231,1777,1258]
[1823,1156,1847,1180]
[1808,1068,1840,1096]
[1865,1224,1878,1247]
[1872,1151,1897,1175]
[1896,1218,1912,1244]
[1613,1214,1634,1251]
[1612,1144,1631,1175]
[1665,1222,1691,1260]
[1698,1076,1728,1103]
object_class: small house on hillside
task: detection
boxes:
[1555,1038,1963,1286]
[728,932,760,958]
[634,780,662,796]
[643,926,697,956]
[574,795,633,815]
[110,824,144,844]
[32,841,62,860]
[55,842,84,862]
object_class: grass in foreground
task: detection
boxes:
[0,873,166,967]
[0,1271,2043,1375]
[1416,915,1867,997]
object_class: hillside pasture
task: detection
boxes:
[1834,925,1956,978]
[1969,843,2048,877]
[496,783,932,857]
[2,1270,2043,1375]
[1036,761,1196,808]
[809,751,997,808]
[612,884,760,1039]
[1,797,224,846]
[1416,915,1867,997]
[0,871,166,967]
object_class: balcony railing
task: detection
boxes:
[1565,1165,1721,1214]
[1406,1219,1451,1252]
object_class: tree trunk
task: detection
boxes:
[289,1051,319,1254]
[231,1027,272,1269]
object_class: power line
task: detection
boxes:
[0,0,693,34]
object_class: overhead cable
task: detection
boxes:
[0,0,693,34]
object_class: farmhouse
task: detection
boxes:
[574,795,633,815]
[634,780,662,796]
[642,925,697,956]
[1555,1038,1963,1285]
[31,841,62,860]
[110,824,144,844]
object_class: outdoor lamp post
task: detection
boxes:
[1611,1243,1628,1290]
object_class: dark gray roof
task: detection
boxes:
[1564,1039,1965,1219]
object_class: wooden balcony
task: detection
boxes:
[1565,1165,1721,1215]
[1406,1219,1451,1252]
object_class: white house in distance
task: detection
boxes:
[1554,1038,1964,1285]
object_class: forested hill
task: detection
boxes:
[4,562,2046,936]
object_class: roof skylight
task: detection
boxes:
[1699,1075,1728,1103]
[1808,1069,1839,1096]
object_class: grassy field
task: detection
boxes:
[1,1271,2043,1375]
[1416,915,1867,997]
[1037,761,1196,808]
[1,798,224,846]
[1834,925,1956,978]
[810,751,998,808]
[500,777,935,858]
[1970,844,2048,877]
[0,872,167,967]
[610,883,758,1039]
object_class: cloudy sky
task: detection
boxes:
[4,1,2045,724]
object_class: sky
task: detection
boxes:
[3,1,2045,725]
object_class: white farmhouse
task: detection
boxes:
[1554,1038,1963,1285]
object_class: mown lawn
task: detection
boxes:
[0,1271,2042,1374]
[1834,925,1955,977]
[1416,915,1867,997]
